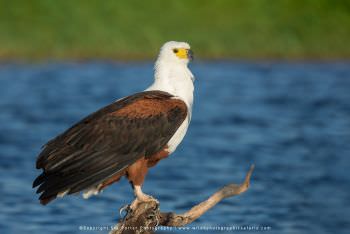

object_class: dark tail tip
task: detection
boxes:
[40,196,55,205]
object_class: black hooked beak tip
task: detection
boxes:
[187,49,194,61]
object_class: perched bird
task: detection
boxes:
[33,41,195,206]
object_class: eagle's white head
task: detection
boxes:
[156,41,193,65]
[148,41,194,109]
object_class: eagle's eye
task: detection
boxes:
[173,49,178,53]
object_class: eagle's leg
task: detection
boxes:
[134,185,157,202]
[126,158,159,211]
[128,185,158,215]
[128,185,159,212]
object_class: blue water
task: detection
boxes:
[0,61,349,234]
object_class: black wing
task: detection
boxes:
[33,91,187,204]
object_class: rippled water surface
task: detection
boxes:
[0,61,349,234]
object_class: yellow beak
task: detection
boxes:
[175,48,194,60]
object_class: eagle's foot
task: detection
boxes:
[119,204,131,219]
[147,207,160,226]
[137,193,159,203]
[128,185,159,212]
[129,195,159,212]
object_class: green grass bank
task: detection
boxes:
[0,0,350,60]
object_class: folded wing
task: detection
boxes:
[33,91,187,204]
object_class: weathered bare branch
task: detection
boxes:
[110,165,254,234]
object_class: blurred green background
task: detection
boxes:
[0,0,349,60]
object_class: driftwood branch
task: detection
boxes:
[110,165,254,234]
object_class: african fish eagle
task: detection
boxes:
[33,41,195,206]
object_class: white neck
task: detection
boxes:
[146,60,194,112]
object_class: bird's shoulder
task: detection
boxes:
[110,90,188,118]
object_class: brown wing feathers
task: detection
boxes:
[33,91,187,204]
